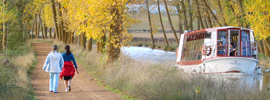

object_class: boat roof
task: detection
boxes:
[183,26,252,35]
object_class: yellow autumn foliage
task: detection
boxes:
[59,0,136,47]
[42,4,54,28]
[245,0,270,40]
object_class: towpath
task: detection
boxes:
[31,41,122,100]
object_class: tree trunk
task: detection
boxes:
[80,34,86,49]
[58,3,64,42]
[53,28,56,39]
[31,17,36,39]
[188,0,193,30]
[107,5,123,62]
[87,38,92,51]
[164,0,179,45]
[97,31,106,53]
[180,0,188,30]
[202,0,222,26]
[175,0,183,36]
[71,32,74,44]
[257,40,263,53]
[264,39,270,56]
[51,0,60,40]
[217,0,227,26]
[37,15,41,39]
[35,14,39,39]
[195,0,204,29]
[146,0,155,48]
[262,39,270,56]
[101,33,106,53]
[41,22,45,39]
[97,42,100,53]
[44,26,48,39]
[39,14,45,39]
[2,0,6,51]
[49,27,52,39]
[157,0,169,46]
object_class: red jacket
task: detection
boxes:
[60,61,75,79]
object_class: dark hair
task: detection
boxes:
[52,44,58,50]
[52,44,59,53]
[65,45,71,56]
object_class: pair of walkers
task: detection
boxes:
[43,44,79,93]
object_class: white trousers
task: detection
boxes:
[49,73,59,92]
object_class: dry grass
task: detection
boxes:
[11,53,35,67]
[50,39,270,100]
[129,14,179,31]
[258,53,270,72]
[131,32,179,39]
[0,40,36,99]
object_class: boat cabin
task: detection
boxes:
[176,26,258,65]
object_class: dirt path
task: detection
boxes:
[31,42,123,100]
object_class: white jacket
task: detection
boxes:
[43,51,64,73]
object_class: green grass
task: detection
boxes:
[52,39,270,100]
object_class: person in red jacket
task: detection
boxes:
[60,45,79,92]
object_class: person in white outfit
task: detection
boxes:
[43,44,64,93]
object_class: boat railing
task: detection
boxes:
[203,40,258,59]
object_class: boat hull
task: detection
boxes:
[177,57,258,75]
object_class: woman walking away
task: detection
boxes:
[60,45,79,92]
[43,44,64,93]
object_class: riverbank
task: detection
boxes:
[51,39,270,100]
[130,33,178,51]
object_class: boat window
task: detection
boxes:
[217,30,227,56]
[205,32,211,39]
[218,30,227,45]
[241,30,251,56]
[181,32,204,61]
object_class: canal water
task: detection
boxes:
[121,46,270,91]
[121,46,176,63]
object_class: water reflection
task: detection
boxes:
[121,46,270,91]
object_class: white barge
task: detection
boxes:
[176,26,258,74]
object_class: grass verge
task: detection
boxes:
[0,40,37,100]
[52,39,270,100]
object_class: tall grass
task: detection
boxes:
[53,40,270,100]
[0,40,36,100]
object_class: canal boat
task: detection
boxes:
[176,26,258,75]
